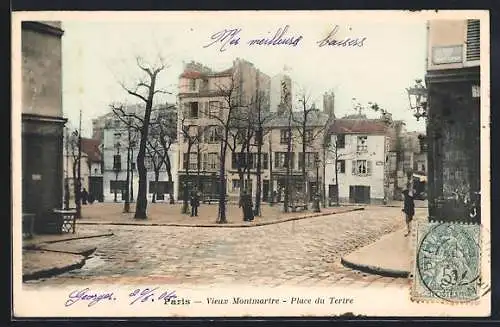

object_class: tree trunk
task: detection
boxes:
[135,141,148,219]
[164,154,175,204]
[284,121,292,213]
[72,160,78,208]
[254,140,262,216]
[152,169,160,203]
[217,142,228,223]
[196,145,201,190]
[182,142,193,214]
[302,123,308,209]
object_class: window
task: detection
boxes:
[203,152,219,170]
[233,179,252,192]
[336,134,345,148]
[280,129,290,144]
[188,79,196,91]
[351,160,372,176]
[235,130,246,144]
[200,79,209,91]
[357,136,368,152]
[208,101,220,118]
[183,153,199,170]
[262,153,269,170]
[206,126,221,143]
[274,152,294,169]
[189,102,199,118]
[149,181,172,194]
[110,180,127,193]
[113,155,121,171]
[232,179,241,191]
[298,152,318,169]
[304,130,314,144]
[337,160,345,173]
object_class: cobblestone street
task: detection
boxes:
[24,207,426,289]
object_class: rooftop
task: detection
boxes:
[81,138,101,162]
[328,119,389,135]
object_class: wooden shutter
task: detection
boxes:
[351,160,357,175]
[367,160,372,176]
[466,19,480,61]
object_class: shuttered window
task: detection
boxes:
[466,19,480,61]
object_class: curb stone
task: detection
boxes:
[22,233,114,250]
[23,253,87,282]
[76,207,365,228]
[340,256,410,278]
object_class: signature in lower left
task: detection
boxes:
[65,288,116,307]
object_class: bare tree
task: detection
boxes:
[145,125,167,203]
[250,90,272,217]
[179,115,204,213]
[112,56,170,219]
[208,75,244,223]
[282,82,293,213]
[67,129,80,211]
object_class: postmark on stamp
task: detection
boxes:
[411,221,481,303]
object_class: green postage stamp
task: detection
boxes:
[412,222,481,303]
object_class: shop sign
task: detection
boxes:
[432,45,463,64]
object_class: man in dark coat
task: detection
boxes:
[402,182,416,236]
[190,190,200,217]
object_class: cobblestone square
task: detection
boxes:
[24,206,427,289]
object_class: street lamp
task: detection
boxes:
[406,79,428,121]
[314,155,321,213]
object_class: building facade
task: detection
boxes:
[425,19,481,222]
[177,59,333,203]
[325,119,389,204]
[63,136,103,203]
[21,21,66,232]
[177,59,271,200]
[94,107,179,202]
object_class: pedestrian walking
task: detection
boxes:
[81,188,88,205]
[402,182,415,237]
[190,190,200,217]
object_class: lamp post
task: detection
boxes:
[314,155,321,212]
[406,79,428,121]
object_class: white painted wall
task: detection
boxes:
[325,134,386,201]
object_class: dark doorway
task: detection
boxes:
[349,185,371,204]
[328,184,338,205]
[262,180,269,202]
[89,176,104,202]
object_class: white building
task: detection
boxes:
[325,119,389,204]
[95,106,179,202]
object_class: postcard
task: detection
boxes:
[12,10,490,317]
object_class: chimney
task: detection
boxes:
[323,91,335,118]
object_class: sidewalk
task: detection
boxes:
[76,202,364,227]
[22,231,113,281]
[340,228,412,278]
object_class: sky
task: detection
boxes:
[60,11,429,137]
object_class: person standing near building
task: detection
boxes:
[190,190,199,217]
[81,188,89,205]
[402,182,415,236]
